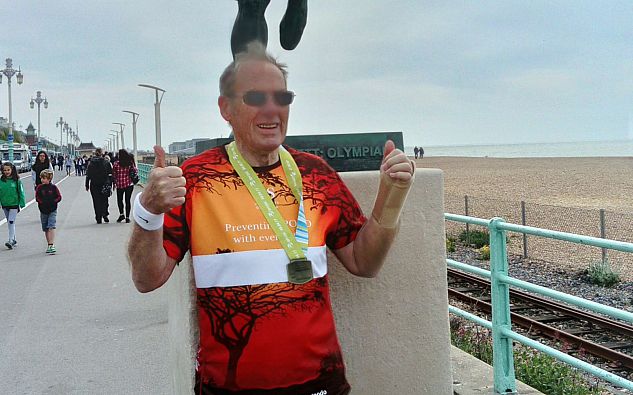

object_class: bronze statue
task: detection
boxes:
[231,0,308,58]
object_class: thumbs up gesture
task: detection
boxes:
[140,145,186,214]
[380,140,415,183]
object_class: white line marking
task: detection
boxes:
[0,175,70,227]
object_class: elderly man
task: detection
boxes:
[128,42,414,394]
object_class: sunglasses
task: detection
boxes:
[241,90,295,107]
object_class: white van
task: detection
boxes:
[1,143,33,173]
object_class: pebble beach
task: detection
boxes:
[416,156,633,281]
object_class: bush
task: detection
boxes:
[478,245,490,260]
[514,347,602,395]
[450,318,603,394]
[446,237,456,253]
[586,260,620,287]
[458,229,489,248]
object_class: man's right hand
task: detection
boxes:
[140,145,186,214]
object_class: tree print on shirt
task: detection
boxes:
[197,277,327,389]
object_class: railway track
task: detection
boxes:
[448,267,633,374]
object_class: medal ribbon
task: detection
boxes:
[226,142,308,260]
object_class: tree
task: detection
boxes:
[198,278,327,388]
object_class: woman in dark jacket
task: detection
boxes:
[85,148,113,224]
[31,151,53,189]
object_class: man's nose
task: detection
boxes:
[260,96,281,113]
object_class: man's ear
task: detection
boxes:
[218,96,232,122]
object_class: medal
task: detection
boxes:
[228,142,313,285]
[287,259,314,285]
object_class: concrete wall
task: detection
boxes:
[167,168,453,394]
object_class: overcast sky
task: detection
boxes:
[2,1,632,150]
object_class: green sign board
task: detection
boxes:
[196,132,404,172]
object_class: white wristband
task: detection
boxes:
[133,192,165,231]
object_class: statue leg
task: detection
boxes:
[231,0,271,58]
[279,0,308,50]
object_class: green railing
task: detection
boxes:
[446,213,633,393]
[137,163,153,185]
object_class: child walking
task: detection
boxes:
[35,169,62,254]
[0,162,26,249]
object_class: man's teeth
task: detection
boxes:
[258,123,278,129]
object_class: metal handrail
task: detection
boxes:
[445,213,633,393]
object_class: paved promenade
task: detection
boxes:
[0,171,170,394]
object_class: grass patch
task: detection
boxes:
[478,245,490,260]
[586,260,620,287]
[458,229,489,248]
[446,236,456,253]
[450,317,603,395]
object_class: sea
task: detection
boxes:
[407,140,633,158]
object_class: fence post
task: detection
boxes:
[521,201,527,258]
[600,209,607,263]
[489,217,517,394]
[465,195,470,244]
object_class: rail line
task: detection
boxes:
[448,267,633,374]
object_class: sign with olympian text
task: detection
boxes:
[195,131,405,172]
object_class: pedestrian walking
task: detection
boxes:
[32,151,54,190]
[35,169,62,254]
[65,156,73,176]
[57,155,64,171]
[0,162,26,249]
[85,148,113,224]
[80,155,88,175]
[112,149,138,223]
[414,146,419,159]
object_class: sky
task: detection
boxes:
[1,1,632,151]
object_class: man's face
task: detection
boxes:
[220,60,290,156]
[42,177,51,184]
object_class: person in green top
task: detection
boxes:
[0,162,26,249]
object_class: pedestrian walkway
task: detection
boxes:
[0,173,169,394]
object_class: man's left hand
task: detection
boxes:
[380,140,415,183]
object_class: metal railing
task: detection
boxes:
[446,213,633,393]
[138,163,152,185]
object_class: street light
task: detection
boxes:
[110,130,119,152]
[112,122,125,150]
[122,110,139,162]
[56,117,65,156]
[109,131,119,152]
[29,91,48,151]
[63,123,72,157]
[138,84,165,147]
[0,58,24,162]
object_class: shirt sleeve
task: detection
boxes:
[18,180,25,208]
[54,185,62,203]
[323,170,367,250]
[35,185,43,204]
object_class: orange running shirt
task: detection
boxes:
[163,145,366,394]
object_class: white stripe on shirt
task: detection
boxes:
[192,246,328,288]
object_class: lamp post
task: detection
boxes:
[63,123,71,157]
[138,84,165,147]
[122,110,139,162]
[109,131,119,152]
[29,91,48,152]
[112,122,125,151]
[0,58,24,162]
[56,117,65,157]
